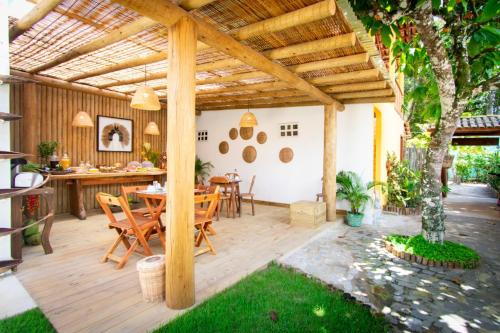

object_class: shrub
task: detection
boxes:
[453,147,499,189]
[386,153,422,208]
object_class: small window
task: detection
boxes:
[197,130,208,141]
[280,123,299,137]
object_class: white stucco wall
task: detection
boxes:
[196,104,375,211]
[0,0,11,259]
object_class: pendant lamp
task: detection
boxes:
[144,121,160,135]
[72,111,94,127]
[130,65,161,111]
[239,103,258,127]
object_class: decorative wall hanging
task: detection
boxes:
[219,141,229,154]
[229,128,238,140]
[97,116,133,152]
[239,127,253,140]
[256,131,267,144]
[197,130,208,141]
[279,147,294,163]
[280,123,299,137]
[242,146,257,163]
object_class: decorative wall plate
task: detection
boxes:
[256,131,267,144]
[219,141,229,154]
[279,147,294,163]
[229,128,238,140]
[242,146,257,163]
[239,127,253,140]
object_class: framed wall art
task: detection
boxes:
[97,116,133,152]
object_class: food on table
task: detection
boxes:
[60,153,71,170]
[88,168,99,173]
[127,161,141,172]
[142,161,154,168]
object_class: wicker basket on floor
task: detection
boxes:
[137,255,165,303]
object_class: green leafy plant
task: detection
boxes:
[386,234,480,268]
[21,162,41,173]
[453,147,499,187]
[386,153,422,208]
[195,156,213,183]
[141,142,160,166]
[336,171,383,215]
[37,141,58,165]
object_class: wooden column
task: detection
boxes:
[165,16,197,309]
[22,83,39,161]
[323,104,337,221]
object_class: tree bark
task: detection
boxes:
[413,1,466,244]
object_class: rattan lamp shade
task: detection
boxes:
[239,111,258,127]
[72,111,94,127]
[131,86,161,111]
[144,121,160,135]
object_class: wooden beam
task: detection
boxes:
[110,0,343,109]
[451,137,499,146]
[342,96,396,104]
[309,69,380,86]
[10,69,132,100]
[323,104,337,221]
[196,89,306,102]
[99,71,167,89]
[22,83,39,162]
[332,88,393,100]
[198,101,321,111]
[321,81,387,93]
[30,17,157,73]
[263,33,356,60]
[196,81,289,95]
[9,0,63,42]
[231,0,336,40]
[165,16,197,310]
[287,53,368,73]
[197,95,316,108]
[197,58,244,72]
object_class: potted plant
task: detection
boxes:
[37,141,59,167]
[195,156,213,184]
[336,171,383,227]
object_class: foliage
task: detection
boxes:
[386,234,480,268]
[336,171,384,215]
[386,153,422,208]
[37,141,58,161]
[453,146,500,187]
[155,263,389,333]
[141,142,160,166]
[464,90,499,115]
[0,308,56,333]
[21,162,41,173]
[195,156,213,183]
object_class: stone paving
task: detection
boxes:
[280,186,499,332]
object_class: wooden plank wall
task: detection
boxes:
[10,84,167,214]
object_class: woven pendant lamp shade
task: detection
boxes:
[131,86,161,111]
[239,111,258,127]
[72,111,94,127]
[144,121,160,135]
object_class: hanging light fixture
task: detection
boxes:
[72,111,94,127]
[130,65,161,111]
[144,121,160,135]
[239,102,257,127]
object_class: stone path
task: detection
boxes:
[280,185,499,332]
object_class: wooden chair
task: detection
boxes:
[239,175,256,215]
[316,177,324,202]
[96,192,164,269]
[121,185,150,216]
[194,189,220,256]
[209,176,232,218]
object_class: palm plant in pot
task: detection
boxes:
[336,171,383,227]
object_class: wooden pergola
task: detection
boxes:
[8,0,397,309]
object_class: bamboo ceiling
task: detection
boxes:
[8,0,396,110]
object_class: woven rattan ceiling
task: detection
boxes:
[8,0,396,110]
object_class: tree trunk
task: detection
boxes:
[413,1,466,243]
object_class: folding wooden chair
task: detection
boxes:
[194,188,220,256]
[209,176,232,218]
[121,185,150,217]
[96,192,165,269]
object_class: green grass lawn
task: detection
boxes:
[387,234,480,268]
[0,308,55,333]
[155,263,389,333]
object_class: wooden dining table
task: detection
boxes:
[209,179,242,218]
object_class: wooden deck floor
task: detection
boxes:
[16,203,327,333]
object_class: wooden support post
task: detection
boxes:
[22,83,39,161]
[165,16,197,309]
[323,104,337,221]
